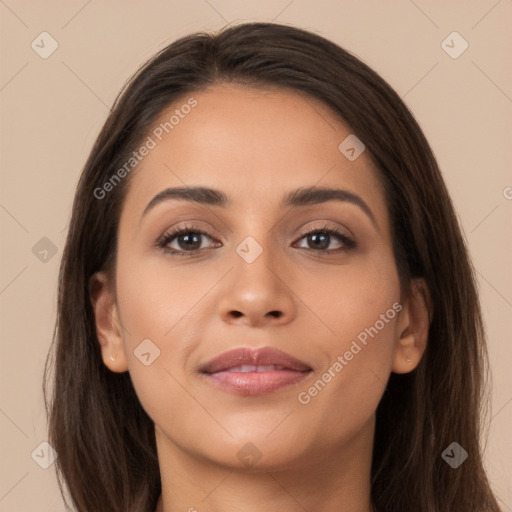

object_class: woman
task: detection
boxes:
[43,21,501,511]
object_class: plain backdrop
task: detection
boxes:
[1,1,511,510]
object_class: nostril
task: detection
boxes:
[268,311,282,318]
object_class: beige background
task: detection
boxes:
[1,1,511,510]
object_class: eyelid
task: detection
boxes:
[158,221,218,242]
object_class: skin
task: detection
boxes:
[90,84,431,512]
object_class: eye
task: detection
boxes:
[156,223,220,256]
[294,224,356,254]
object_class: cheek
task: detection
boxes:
[293,253,400,424]
[300,248,400,350]
[115,254,219,343]
[113,256,222,422]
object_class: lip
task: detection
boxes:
[199,347,312,396]
[200,347,312,373]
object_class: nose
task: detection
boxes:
[216,239,297,328]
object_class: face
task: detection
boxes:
[93,84,425,472]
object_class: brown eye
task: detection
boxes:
[294,226,356,253]
[157,225,220,256]
[172,232,204,251]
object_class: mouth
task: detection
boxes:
[199,347,313,396]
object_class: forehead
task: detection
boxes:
[119,84,389,229]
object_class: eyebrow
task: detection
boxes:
[140,185,378,229]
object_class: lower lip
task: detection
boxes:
[203,370,311,396]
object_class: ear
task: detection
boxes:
[89,271,129,373]
[392,278,433,374]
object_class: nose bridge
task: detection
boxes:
[234,231,283,296]
[217,230,296,325]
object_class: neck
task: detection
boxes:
[154,415,375,512]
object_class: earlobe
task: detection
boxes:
[391,278,433,374]
[89,271,129,373]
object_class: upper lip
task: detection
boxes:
[199,347,312,373]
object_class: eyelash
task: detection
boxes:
[156,222,357,257]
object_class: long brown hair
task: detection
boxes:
[43,21,501,511]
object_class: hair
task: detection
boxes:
[43,21,501,512]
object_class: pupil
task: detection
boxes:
[310,233,329,250]
[179,233,201,250]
